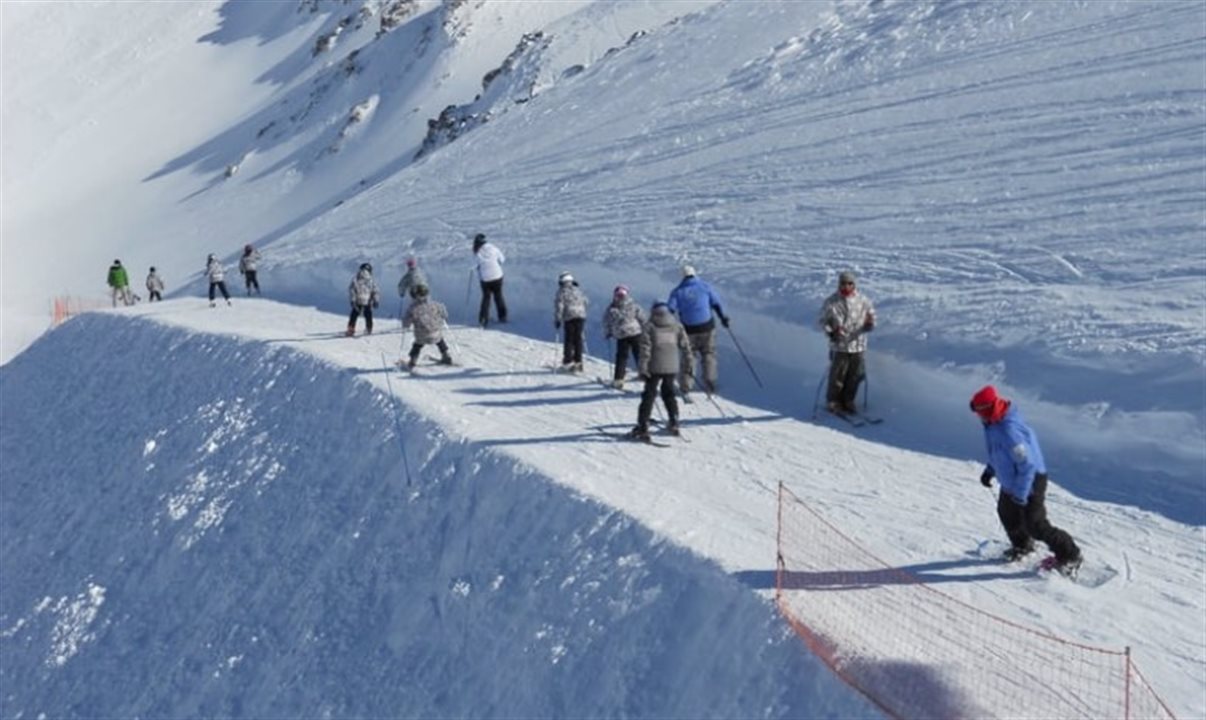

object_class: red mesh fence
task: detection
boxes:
[775,482,1177,720]
[51,296,111,327]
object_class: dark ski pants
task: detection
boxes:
[348,304,374,334]
[244,270,260,295]
[479,278,508,326]
[997,473,1080,563]
[208,281,231,302]
[826,350,865,407]
[561,318,584,364]
[148,291,162,302]
[637,373,679,431]
[408,340,450,362]
[679,329,717,394]
[613,335,641,380]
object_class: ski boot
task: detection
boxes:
[438,355,454,366]
[628,426,651,442]
[1002,542,1036,562]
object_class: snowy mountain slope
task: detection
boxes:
[261,0,1206,523]
[2,303,1202,717]
[2,0,1204,716]
[1,0,717,363]
[0,308,877,719]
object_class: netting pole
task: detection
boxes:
[1124,646,1131,720]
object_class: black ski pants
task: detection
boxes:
[148,291,162,302]
[348,304,374,333]
[209,281,230,302]
[827,350,865,406]
[637,373,678,431]
[561,318,584,364]
[613,335,641,380]
[244,270,260,295]
[408,340,450,362]
[479,278,508,326]
[997,473,1080,563]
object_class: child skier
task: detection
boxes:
[554,271,588,372]
[602,284,645,388]
[239,244,262,295]
[146,267,165,302]
[206,254,232,306]
[396,257,427,307]
[401,284,453,369]
[631,301,692,440]
[347,262,380,336]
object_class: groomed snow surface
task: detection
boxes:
[2,301,1201,718]
[2,0,1204,717]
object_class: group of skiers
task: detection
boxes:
[205,245,263,306]
[108,245,263,309]
[122,230,1082,576]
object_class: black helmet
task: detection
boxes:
[149,266,156,272]
[360,262,372,272]
[113,259,122,265]
[411,284,429,298]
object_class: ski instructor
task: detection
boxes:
[970,384,1082,575]
[472,233,507,328]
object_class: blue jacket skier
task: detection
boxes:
[666,265,729,397]
[971,385,1081,573]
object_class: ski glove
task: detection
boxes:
[555,321,561,330]
[720,316,731,329]
[980,466,996,488]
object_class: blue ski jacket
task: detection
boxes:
[982,404,1047,504]
[667,276,726,329]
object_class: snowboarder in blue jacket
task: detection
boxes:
[667,265,729,399]
[971,385,1081,573]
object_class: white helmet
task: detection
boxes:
[558,271,574,285]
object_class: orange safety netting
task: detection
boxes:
[774,482,1176,720]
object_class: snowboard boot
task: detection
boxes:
[1002,542,1036,562]
[1052,553,1083,578]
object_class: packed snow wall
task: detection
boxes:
[0,314,874,719]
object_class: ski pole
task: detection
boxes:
[725,326,764,388]
[811,364,828,419]
[464,269,475,323]
[380,352,414,486]
[443,321,462,357]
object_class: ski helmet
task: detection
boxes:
[149,266,156,272]
[244,244,253,253]
[558,271,574,285]
[360,262,372,273]
[613,284,629,299]
[681,264,696,278]
[406,257,418,268]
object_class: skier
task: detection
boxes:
[602,284,645,388]
[401,284,454,369]
[396,257,427,306]
[631,301,692,441]
[667,265,729,399]
[472,233,507,327]
[205,254,232,307]
[238,244,262,295]
[146,266,165,302]
[554,271,588,372]
[346,262,380,336]
[818,270,875,415]
[107,259,132,307]
[970,384,1082,575]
